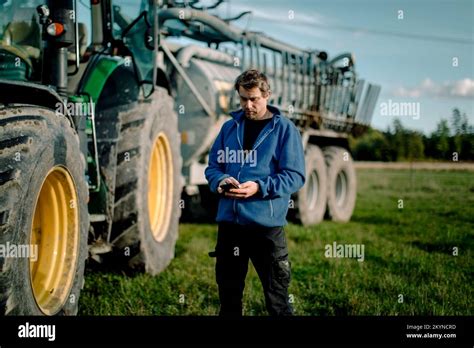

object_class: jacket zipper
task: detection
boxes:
[252,126,275,151]
[232,117,277,223]
[233,120,244,223]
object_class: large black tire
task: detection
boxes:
[0,106,89,315]
[110,88,183,275]
[294,144,328,225]
[322,146,357,222]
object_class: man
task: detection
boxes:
[205,69,305,316]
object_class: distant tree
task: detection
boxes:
[460,112,469,134]
[391,118,406,160]
[460,117,474,160]
[349,110,473,161]
[451,108,463,155]
[448,108,473,160]
[406,131,424,160]
[392,118,404,133]
[451,108,462,135]
[432,119,450,159]
[461,134,474,159]
[351,128,390,161]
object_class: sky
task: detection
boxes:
[198,0,474,134]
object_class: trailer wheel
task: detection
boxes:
[0,106,89,315]
[323,146,357,222]
[294,145,328,225]
[111,88,183,275]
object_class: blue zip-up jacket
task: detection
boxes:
[205,105,306,227]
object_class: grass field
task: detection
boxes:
[79,168,474,315]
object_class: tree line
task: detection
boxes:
[349,108,474,161]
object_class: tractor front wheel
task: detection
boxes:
[0,106,89,315]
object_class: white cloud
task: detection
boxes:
[392,78,474,99]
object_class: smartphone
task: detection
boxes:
[220,182,239,192]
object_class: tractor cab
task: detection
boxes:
[0,0,43,80]
[1,1,88,73]
[0,0,155,96]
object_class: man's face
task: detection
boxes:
[238,86,270,120]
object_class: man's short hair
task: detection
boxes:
[234,69,271,96]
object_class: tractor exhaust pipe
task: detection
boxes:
[37,0,75,97]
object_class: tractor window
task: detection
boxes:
[0,0,43,80]
[0,0,42,51]
[112,0,152,37]
[112,0,155,95]
[77,0,92,47]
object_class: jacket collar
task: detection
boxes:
[230,104,282,125]
[230,105,282,151]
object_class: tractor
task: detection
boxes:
[0,0,379,315]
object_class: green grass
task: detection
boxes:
[79,168,474,315]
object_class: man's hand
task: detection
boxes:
[217,177,240,194]
[225,181,259,199]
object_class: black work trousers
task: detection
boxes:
[213,221,293,316]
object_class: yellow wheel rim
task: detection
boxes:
[30,166,79,315]
[148,132,173,242]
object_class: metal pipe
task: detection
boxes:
[301,54,307,110]
[249,39,254,67]
[287,53,293,107]
[161,42,217,120]
[176,44,234,68]
[272,50,279,103]
[295,54,300,108]
[280,52,285,106]
[70,0,80,75]
[158,8,243,41]
[349,79,365,118]
[253,34,307,56]
[241,39,247,70]
[262,52,267,74]
[330,70,337,116]
[313,55,320,112]
[158,8,308,56]
[42,0,75,97]
[256,39,261,69]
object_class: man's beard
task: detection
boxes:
[245,110,259,119]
